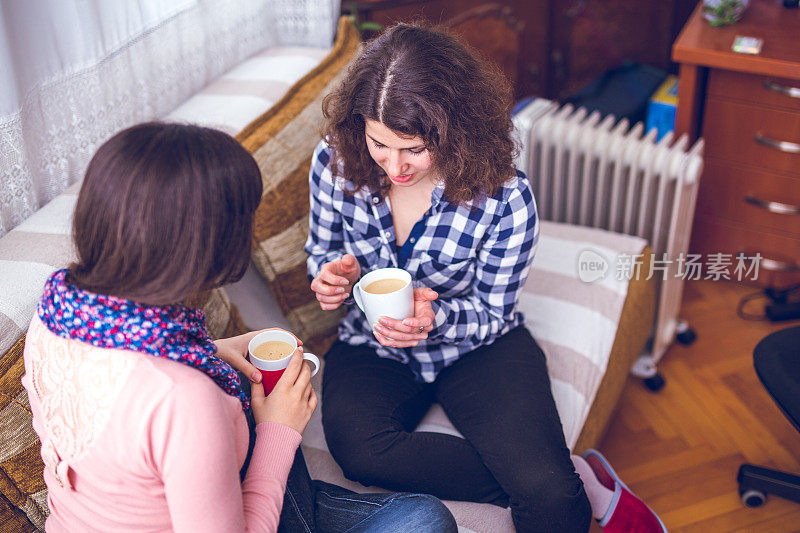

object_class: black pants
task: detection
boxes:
[321,325,592,533]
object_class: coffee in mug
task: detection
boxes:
[352,268,414,327]
[364,278,407,294]
[252,340,294,361]
[247,330,320,394]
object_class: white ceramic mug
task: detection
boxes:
[247,329,319,394]
[352,267,414,328]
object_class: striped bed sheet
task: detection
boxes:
[521,221,647,449]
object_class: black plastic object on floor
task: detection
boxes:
[737,326,800,508]
[562,62,667,125]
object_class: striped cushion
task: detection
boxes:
[0,491,36,533]
[0,337,46,529]
[164,46,330,136]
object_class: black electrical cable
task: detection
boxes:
[737,290,772,321]
[737,283,800,321]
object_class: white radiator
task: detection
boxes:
[513,99,705,381]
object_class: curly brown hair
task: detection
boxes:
[322,22,517,204]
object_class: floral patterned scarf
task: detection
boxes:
[37,269,248,409]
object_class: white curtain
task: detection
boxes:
[0,0,339,237]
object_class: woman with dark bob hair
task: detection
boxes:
[306,23,666,533]
[23,122,457,532]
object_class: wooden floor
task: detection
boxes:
[598,280,800,532]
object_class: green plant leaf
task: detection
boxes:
[359,22,383,32]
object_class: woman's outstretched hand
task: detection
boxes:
[250,349,317,434]
[310,254,361,311]
[373,287,438,348]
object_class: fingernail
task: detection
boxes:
[402,319,412,326]
[379,318,389,326]
[336,287,345,294]
[251,371,262,383]
[342,293,349,299]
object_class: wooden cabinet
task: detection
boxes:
[346,0,695,99]
[673,0,800,284]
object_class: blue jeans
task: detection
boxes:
[278,448,457,533]
[238,373,456,532]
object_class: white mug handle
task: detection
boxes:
[302,352,320,377]
[352,281,365,312]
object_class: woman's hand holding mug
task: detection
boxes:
[373,287,438,348]
[217,329,317,434]
[311,254,361,310]
[214,331,266,383]
[250,349,317,434]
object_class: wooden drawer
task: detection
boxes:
[707,69,800,112]
[696,159,800,237]
[703,97,800,176]
[690,214,800,276]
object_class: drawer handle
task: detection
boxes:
[758,256,800,273]
[745,195,800,215]
[755,133,800,154]
[763,80,800,99]
[740,251,800,273]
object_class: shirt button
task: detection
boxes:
[372,195,380,204]
[410,237,416,243]
[384,230,392,239]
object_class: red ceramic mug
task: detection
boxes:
[247,330,319,394]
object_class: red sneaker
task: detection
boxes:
[582,449,668,533]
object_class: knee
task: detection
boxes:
[322,418,402,486]
[328,441,383,486]
[388,494,458,533]
[510,469,591,532]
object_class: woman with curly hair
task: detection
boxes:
[305,23,666,533]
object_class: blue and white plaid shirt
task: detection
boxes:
[305,140,540,382]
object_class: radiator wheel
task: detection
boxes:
[643,373,665,392]
[739,487,766,508]
[675,320,697,345]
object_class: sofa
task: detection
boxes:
[0,3,655,531]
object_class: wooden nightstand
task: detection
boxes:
[673,0,800,284]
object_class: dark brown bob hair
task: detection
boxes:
[69,122,262,306]
[322,22,516,204]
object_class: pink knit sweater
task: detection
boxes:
[22,316,301,532]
